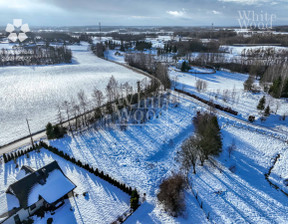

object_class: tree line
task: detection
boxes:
[0,45,72,66]
[125,52,171,90]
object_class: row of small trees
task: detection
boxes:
[56,75,154,133]
[3,144,41,163]
[39,142,137,196]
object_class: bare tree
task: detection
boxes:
[57,104,63,128]
[106,76,119,102]
[78,90,88,126]
[157,173,186,217]
[62,100,72,133]
[122,81,133,96]
[71,98,80,130]
[92,87,104,108]
[228,139,236,158]
[196,79,208,92]
[177,136,199,174]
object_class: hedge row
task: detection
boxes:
[175,88,238,116]
[3,144,41,163]
[39,141,136,196]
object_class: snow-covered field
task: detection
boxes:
[170,67,288,133]
[2,37,288,223]
[0,43,146,146]
[192,124,288,223]
[0,148,130,224]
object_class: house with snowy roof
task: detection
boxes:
[0,161,76,224]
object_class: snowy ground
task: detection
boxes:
[48,98,208,224]
[42,91,288,223]
[191,124,288,224]
[169,67,288,133]
[0,148,130,224]
[2,39,288,223]
[0,42,146,146]
[220,45,288,56]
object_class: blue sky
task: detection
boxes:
[0,0,287,27]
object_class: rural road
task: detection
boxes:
[0,131,47,156]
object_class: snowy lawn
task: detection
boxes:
[0,148,130,224]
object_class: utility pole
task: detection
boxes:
[137,81,141,108]
[99,22,102,42]
[26,118,35,148]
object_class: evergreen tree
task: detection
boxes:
[46,122,54,139]
[3,153,7,163]
[281,79,288,98]
[269,77,282,98]
[181,61,190,72]
[130,189,140,211]
[257,96,266,110]
[264,105,271,117]
[193,112,222,161]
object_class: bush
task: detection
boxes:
[46,123,66,139]
[130,189,140,211]
[248,115,255,122]
[157,174,186,217]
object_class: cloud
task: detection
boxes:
[166,10,186,17]
[218,0,269,5]
[0,0,286,26]
[212,10,222,15]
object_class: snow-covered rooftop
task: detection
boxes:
[7,161,76,208]
[28,169,76,206]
